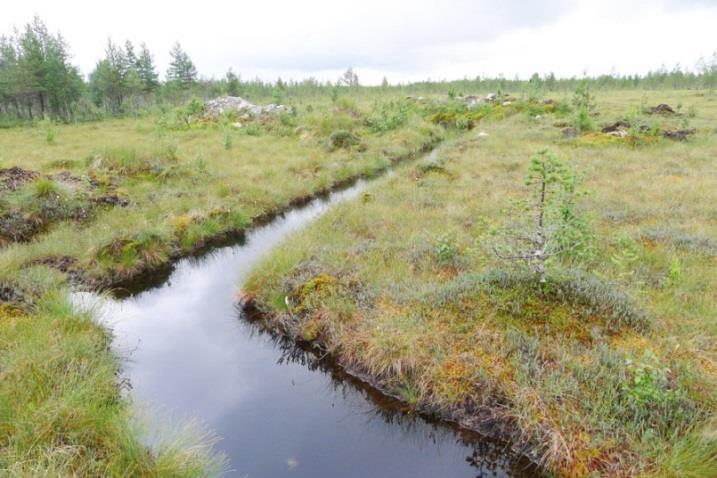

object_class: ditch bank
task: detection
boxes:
[80,175,539,477]
[86,137,444,295]
[238,293,543,474]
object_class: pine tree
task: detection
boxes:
[0,36,21,117]
[43,32,82,118]
[89,39,131,114]
[136,43,159,93]
[544,72,556,91]
[122,40,144,110]
[124,40,137,67]
[225,68,240,96]
[0,16,82,120]
[18,19,46,118]
[166,42,197,88]
[338,67,359,87]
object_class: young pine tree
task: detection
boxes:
[492,150,592,283]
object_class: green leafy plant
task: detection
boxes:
[455,117,471,130]
[661,256,683,288]
[174,97,205,126]
[606,235,641,285]
[435,234,457,264]
[365,100,409,133]
[623,350,676,408]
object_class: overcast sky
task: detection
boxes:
[2,0,717,85]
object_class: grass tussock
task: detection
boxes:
[86,144,180,179]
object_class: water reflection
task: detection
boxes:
[243,323,536,478]
[77,176,538,478]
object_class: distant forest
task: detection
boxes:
[2,16,717,122]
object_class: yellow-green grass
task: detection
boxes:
[0,99,444,286]
[0,293,225,477]
[0,97,447,475]
[244,90,717,477]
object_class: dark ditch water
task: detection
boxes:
[76,178,538,477]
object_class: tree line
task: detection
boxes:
[1,16,717,123]
[0,17,82,120]
[87,39,201,115]
[0,16,203,121]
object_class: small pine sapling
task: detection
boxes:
[491,149,591,282]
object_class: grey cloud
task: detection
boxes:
[238,0,576,71]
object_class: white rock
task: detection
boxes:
[204,96,288,119]
[478,131,489,138]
